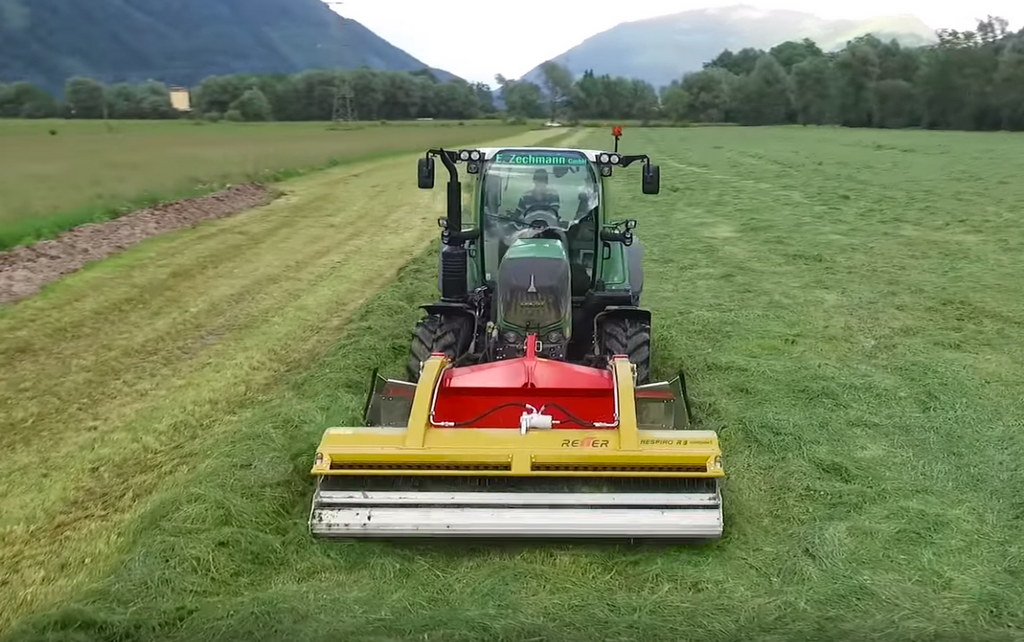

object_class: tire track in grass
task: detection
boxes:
[0,128,571,632]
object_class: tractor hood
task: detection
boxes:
[496,238,571,333]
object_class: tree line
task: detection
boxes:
[661,15,1024,130]
[1,14,1020,131]
[0,78,180,119]
[513,14,1023,131]
[190,69,497,121]
[0,69,498,121]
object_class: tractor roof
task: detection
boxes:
[473,147,612,162]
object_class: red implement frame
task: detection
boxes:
[429,335,618,429]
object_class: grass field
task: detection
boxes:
[0,125,581,634]
[3,124,1024,641]
[0,118,532,249]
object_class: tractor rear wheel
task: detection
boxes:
[407,314,473,383]
[599,316,652,385]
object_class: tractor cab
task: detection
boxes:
[475,148,600,296]
[414,127,661,371]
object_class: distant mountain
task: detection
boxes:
[521,5,937,88]
[0,0,458,95]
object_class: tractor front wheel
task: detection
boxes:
[599,316,652,386]
[407,314,473,382]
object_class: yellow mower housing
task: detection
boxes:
[309,348,724,538]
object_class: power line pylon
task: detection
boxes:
[324,1,356,122]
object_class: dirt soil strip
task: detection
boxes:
[0,184,274,305]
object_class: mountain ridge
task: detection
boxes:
[0,0,459,95]
[520,5,937,88]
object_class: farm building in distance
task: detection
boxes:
[169,87,191,112]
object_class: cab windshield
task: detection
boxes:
[479,150,600,284]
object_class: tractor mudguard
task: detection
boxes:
[593,305,652,340]
[420,302,476,321]
[595,305,652,326]
[625,236,644,298]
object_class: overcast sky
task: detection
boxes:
[332,1,1022,86]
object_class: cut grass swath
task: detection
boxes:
[0,128,576,633]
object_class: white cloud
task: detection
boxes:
[331,1,1023,85]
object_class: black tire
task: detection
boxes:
[599,316,652,385]
[406,314,473,382]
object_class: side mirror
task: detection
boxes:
[418,156,435,189]
[600,229,634,247]
[642,164,660,195]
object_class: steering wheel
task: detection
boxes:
[523,208,561,230]
[519,207,569,248]
[512,201,559,219]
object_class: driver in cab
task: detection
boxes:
[516,168,560,215]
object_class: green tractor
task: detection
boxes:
[409,128,661,385]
